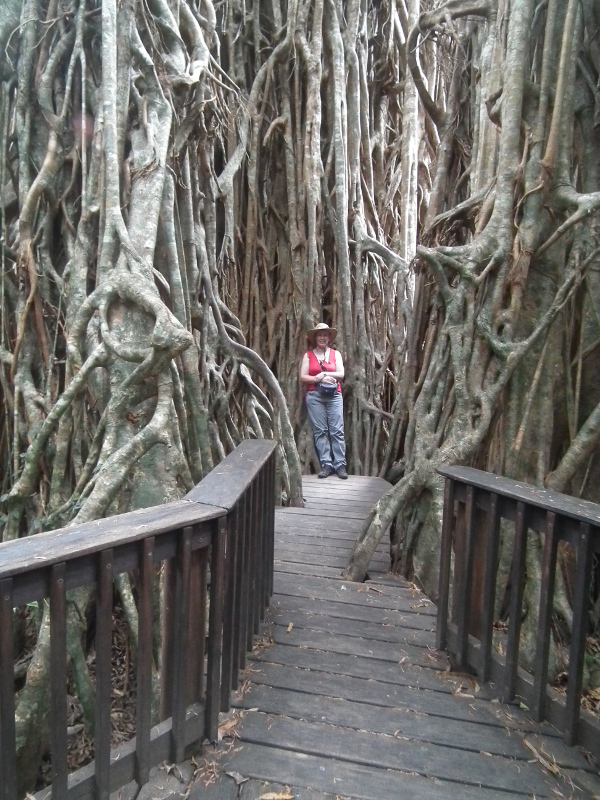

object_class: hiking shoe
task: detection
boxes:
[336,466,348,479]
[318,465,335,478]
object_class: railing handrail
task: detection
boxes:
[439,466,600,528]
[0,439,276,587]
[0,439,277,800]
[437,465,600,758]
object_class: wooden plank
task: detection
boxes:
[277,508,377,521]
[244,662,503,724]
[274,562,348,579]
[249,643,439,686]
[268,626,448,669]
[234,713,562,796]
[217,741,534,800]
[275,523,379,539]
[302,475,389,487]
[249,644,476,694]
[268,595,435,630]
[267,608,435,646]
[275,549,388,570]
[275,534,389,553]
[232,686,532,758]
[273,573,437,614]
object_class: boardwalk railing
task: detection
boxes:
[437,466,600,755]
[0,439,276,800]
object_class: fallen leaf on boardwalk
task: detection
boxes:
[226,771,248,785]
[258,791,294,800]
[217,716,239,742]
[523,738,560,776]
[452,686,474,698]
[287,622,293,632]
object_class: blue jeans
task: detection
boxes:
[306,390,346,470]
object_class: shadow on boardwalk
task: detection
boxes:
[132,476,600,800]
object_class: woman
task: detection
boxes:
[300,323,348,479]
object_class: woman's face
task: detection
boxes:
[316,333,330,347]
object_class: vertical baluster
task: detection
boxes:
[0,578,16,800]
[246,479,260,653]
[243,481,255,655]
[95,550,114,800]
[206,522,226,742]
[256,465,266,625]
[436,479,455,651]
[532,513,558,722]
[267,451,275,603]
[235,490,249,677]
[504,502,527,701]
[455,486,476,670]
[136,537,154,786]
[197,549,208,703]
[221,506,239,712]
[564,523,594,746]
[480,494,501,681]
[50,563,68,798]
[186,546,205,715]
[171,527,192,763]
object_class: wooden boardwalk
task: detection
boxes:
[145,475,600,800]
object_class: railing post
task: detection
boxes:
[504,503,527,701]
[206,521,226,742]
[95,549,114,800]
[456,485,476,670]
[436,478,455,651]
[136,537,155,787]
[235,489,249,677]
[480,493,500,681]
[532,512,558,722]
[221,504,239,712]
[564,522,594,745]
[171,527,193,763]
[0,578,16,800]
[267,451,275,602]
[49,563,68,799]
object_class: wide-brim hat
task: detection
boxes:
[307,322,337,346]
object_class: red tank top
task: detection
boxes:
[305,349,341,393]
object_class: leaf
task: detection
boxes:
[258,792,294,799]
[523,738,561,776]
[286,622,293,632]
[218,716,239,742]
[226,771,248,786]
[519,702,529,711]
